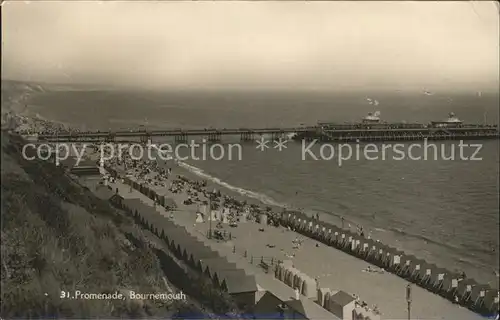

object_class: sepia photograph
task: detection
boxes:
[1,1,499,319]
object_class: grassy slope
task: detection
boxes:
[0,133,192,318]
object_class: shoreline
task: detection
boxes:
[162,155,498,287]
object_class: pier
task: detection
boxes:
[33,124,499,143]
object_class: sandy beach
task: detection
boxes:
[95,149,487,320]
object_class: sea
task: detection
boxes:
[26,89,500,287]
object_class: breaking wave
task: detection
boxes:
[177,160,287,209]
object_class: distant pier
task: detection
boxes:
[33,125,499,143]
[29,113,499,143]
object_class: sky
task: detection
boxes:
[1,1,499,92]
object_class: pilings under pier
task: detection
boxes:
[206,132,222,143]
[174,133,188,143]
[271,131,286,141]
[139,135,150,144]
[240,131,254,142]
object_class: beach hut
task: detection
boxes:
[299,273,317,299]
[456,278,479,302]
[481,289,499,314]
[275,263,285,280]
[299,220,308,233]
[348,236,357,253]
[327,231,337,246]
[368,242,384,266]
[294,272,303,290]
[151,190,158,201]
[427,266,448,293]
[213,268,244,288]
[166,229,192,258]
[318,223,334,244]
[146,188,154,199]
[144,187,152,198]
[364,241,379,263]
[314,223,324,240]
[144,186,151,198]
[357,238,375,260]
[157,195,165,206]
[132,180,139,190]
[123,177,132,186]
[469,284,492,310]
[284,267,300,288]
[398,254,417,279]
[326,290,356,320]
[199,257,238,281]
[317,288,331,308]
[336,233,347,249]
[416,262,437,288]
[379,246,397,270]
[181,238,218,266]
[275,261,292,282]
[439,271,461,298]
[407,258,427,282]
[294,218,302,231]
[109,193,124,209]
[219,272,258,308]
[349,235,363,255]
[365,241,378,264]
[388,249,405,273]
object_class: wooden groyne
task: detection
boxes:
[276,210,499,317]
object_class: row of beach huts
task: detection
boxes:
[275,211,499,317]
[274,261,381,320]
[101,165,498,318]
[100,168,383,320]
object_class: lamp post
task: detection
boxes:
[406,284,412,320]
[208,188,216,239]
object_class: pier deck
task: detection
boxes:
[33,125,500,143]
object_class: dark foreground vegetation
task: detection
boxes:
[0,133,238,318]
